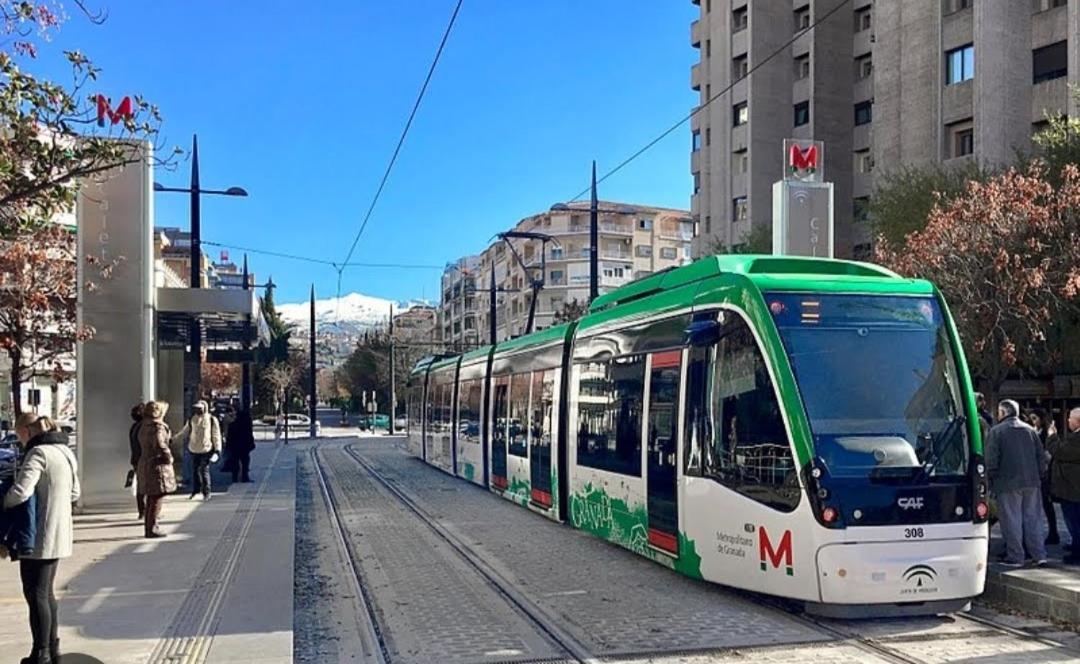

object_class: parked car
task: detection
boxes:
[275,413,321,436]
[393,416,407,430]
[0,435,20,476]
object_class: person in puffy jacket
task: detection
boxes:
[5,413,80,664]
[174,400,221,501]
[139,401,177,539]
[1048,407,1080,564]
[225,409,256,483]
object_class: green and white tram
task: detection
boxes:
[405,255,988,616]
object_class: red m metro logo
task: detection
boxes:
[788,143,818,173]
[759,526,794,576]
[95,95,134,127]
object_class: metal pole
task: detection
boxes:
[241,254,252,411]
[309,284,317,438]
[283,386,289,445]
[589,160,599,303]
[389,303,396,435]
[489,268,497,345]
[186,134,203,421]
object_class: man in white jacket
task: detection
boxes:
[174,401,222,501]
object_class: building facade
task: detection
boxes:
[439,202,693,348]
[690,0,1077,258]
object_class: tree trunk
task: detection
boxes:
[9,350,22,417]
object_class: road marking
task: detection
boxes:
[543,590,587,597]
[78,586,113,614]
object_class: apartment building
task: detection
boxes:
[439,202,693,348]
[690,0,1077,258]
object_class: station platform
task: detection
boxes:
[0,440,295,664]
[984,516,1080,625]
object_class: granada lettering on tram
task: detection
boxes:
[715,530,753,558]
[759,526,794,576]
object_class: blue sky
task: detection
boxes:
[30,1,698,305]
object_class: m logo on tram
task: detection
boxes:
[759,527,793,576]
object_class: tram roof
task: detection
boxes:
[588,254,930,314]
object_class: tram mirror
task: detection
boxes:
[684,319,721,347]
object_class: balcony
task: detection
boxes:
[601,250,631,260]
[691,62,701,92]
[691,19,702,48]
[599,221,633,235]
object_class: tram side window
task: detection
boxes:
[458,379,482,443]
[492,376,510,452]
[508,373,530,457]
[441,379,454,435]
[577,355,645,477]
[427,383,439,433]
[686,316,800,512]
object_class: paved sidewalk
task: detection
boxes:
[0,441,294,664]
[984,515,1080,624]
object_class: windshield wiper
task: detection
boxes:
[914,415,967,484]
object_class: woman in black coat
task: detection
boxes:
[225,410,256,483]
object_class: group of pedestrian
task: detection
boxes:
[127,400,257,536]
[983,395,1080,568]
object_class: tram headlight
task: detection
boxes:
[976,463,985,476]
[822,506,839,524]
[810,467,822,479]
[975,501,989,520]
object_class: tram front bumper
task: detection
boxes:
[815,536,987,605]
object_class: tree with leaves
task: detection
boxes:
[201,362,240,397]
[709,222,772,255]
[875,163,1080,401]
[1,1,172,233]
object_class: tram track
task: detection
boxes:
[338,443,595,664]
[310,447,393,664]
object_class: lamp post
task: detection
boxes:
[154,135,248,419]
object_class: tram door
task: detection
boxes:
[646,351,681,555]
[490,375,510,490]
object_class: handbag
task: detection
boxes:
[124,469,135,488]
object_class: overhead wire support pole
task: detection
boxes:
[389,303,396,435]
[589,160,598,303]
[310,284,317,439]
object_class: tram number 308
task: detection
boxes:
[904,527,925,539]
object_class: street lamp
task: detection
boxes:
[154,134,248,419]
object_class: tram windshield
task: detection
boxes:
[768,293,969,480]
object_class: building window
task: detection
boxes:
[576,354,645,477]
[855,54,873,80]
[550,269,564,285]
[854,100,873,126]
[660,246,678,260]
[733,101,749,126]
[855,149,874,173]
[705,127,712,146]
[733,54,749,80]
[795,53,810,80]
[733,196,748,222]
[706,39,712,58]
[793,101,810,127]
[946,0,972,12]
[853,196,871,223]
[705,215,712,234]
[794,4,811,31]
[1033,41,1067,84]
[948,119,974,158]
[551,246,563,260]
[854,6,872,31]
[636,245,653,257]
[639,218,653,231]
[733,149,748,174]
[692,130,701,151]
[946,44,974,84]
[693,171,701,194]
[732,6,748,32]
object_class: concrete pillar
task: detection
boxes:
[76,143,154,511]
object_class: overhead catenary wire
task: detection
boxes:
[202,241,442,270]
[566,0,853,202]
[337,0,464,274]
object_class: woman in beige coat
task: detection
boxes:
[138,401,177,539]
[4,413,80,664]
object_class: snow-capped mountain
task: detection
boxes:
[278,292,399,332]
